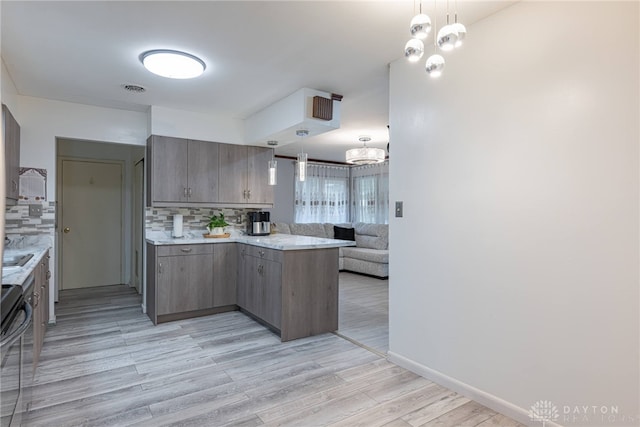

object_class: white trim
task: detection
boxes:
[387,351,564,427]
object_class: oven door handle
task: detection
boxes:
[0,301,33,349]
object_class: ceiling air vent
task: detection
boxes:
[122,84,146,93]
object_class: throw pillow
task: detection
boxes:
[334,225,355,241]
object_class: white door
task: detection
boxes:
[61,160,122,289]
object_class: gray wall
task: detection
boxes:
[269,157,295,223]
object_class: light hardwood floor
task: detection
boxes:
[338,272,389,355]
[23,283,526,427]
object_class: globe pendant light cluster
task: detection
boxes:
[404,0,467,78]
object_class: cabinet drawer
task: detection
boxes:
[157,244,214,257]
[239,244,282,263]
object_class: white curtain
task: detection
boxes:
[351,161,389,224]
[294,162,350,223]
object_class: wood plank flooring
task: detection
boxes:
[22,281,525,427]
[337,272,389,355]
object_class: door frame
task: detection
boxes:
[56,156,126,291]
[133,158,144,294]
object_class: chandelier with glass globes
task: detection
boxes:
[403,0,467,78]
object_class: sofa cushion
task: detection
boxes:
[354,223,388,250]
[333,225,355,241]
[289,223,328,238]
[342,247,389,263]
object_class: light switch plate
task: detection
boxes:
[29,204,43,217]
[395,201,403,218]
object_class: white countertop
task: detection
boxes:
[2,245,50,286]
[146,231,356,251]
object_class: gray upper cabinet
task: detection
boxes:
[218,143,247,204]
[147,135,219,206]
[218,143,274,205]
[147,135,271,207]
[247,146,274,204]
[3,104,20,205]
[188,139,220,203]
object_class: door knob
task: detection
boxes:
[63,227,70,233]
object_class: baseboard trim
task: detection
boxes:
[387,351,563,427]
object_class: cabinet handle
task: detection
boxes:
[180,248,193,253]
[183,187,188,197]
[188,188,192,197]
[247,189,251,199]
[158,262,163,274]
[242,190,247,199]
[259,250,265,257]
[46,271,51,280]
[258,264,264,276]
[11,180,17,191]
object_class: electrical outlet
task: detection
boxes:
[395,201,403,218]
[29,204,43,217]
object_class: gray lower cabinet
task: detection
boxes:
[3,104,20,205]
[213,243,237,307]
[146,241,338,340]
[237,246,282,329]
[32,250,50,372]
[146,243,237,324]
[237,244,338,341]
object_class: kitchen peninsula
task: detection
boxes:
[145,232,355,341]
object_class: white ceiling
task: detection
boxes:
[1,1,514,162]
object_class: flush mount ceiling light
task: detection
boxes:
[140,50,205,79]
[346,137,386,165]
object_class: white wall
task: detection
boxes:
[149,105,244,145]
[18,96,147,197]
[388,2,639,425]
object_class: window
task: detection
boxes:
[351,161,389,224]
[294,163,350,223]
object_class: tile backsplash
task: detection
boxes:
[145,207,259,233]
[5,201,56,237]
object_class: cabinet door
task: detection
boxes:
[247,146,274,204]
[188,139,219,203]
[218,144,248,203]
[237,246,260,315]
[157,254,214,315]
[259,258,282,329]
[213,243,237,307]
[3,104,20,202]
[149,135,189,204]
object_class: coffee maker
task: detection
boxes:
[247,211,271,236]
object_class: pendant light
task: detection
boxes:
[409,0,431,40]
[346,136,386,165]
[267,141,278,186]
[296,129,309,182]
[425,0,445,78]
[404,38,425,62]
[452,0,467,48]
